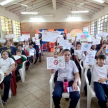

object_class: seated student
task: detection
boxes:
[27,43,36,63]
[74,42,84,77]
[23,41,29,51]
[63,33,67,40]
[51,49,80,108]
[19,41,24,47]
[12,50,27,82]
[90,55,108,108]
[17,44,26,56]
[3,41,17,56]
[0,50,15,104]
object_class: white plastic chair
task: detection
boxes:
[84,66,96,108]
[19,55,27,82]
[80,59,85,92]
[49,73,81,108]
[0,70,4,108]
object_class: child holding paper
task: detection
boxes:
[27,43,36,63]
[51,49,80,108]
[89,55,108,108]
[74,42,84,77]
[0,50,15,104]
[12,50,27,82]
[63,33,67,40]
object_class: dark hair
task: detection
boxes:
[62,49,70,54]
[29,43,32,46]
[76,42,81,46]
[16,50,21,53]
[17,44,22,48]
[14,42,19,47]
[1,50,9,56]
[97,55,106,60]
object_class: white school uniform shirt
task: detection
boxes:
[0,57,15,74]
[27,48,36,56]
[92,64,108,84]
[56,60,79,82]
[74,50,84,60]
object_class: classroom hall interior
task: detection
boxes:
[0,0,108,108]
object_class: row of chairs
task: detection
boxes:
[79,59,96,108]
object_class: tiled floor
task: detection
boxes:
[0,52,99,108]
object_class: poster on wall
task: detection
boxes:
[22,32,30,41]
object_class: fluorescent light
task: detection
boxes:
[71,11,89,13]
[0,0,14,5]
[21,12,38,15]
[67,17,81,22]
[93,0,104,3]
[21,4,28,7]
[30,18,44,22]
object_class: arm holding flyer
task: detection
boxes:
[96,44,106,56]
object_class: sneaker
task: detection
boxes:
[2,100,7,105]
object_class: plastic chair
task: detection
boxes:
[80,59,85,92]
[19,55,27,82]
[49,73,81,108]
[0,70,4,108]
[10,62,17,96]
[84,66,96,108]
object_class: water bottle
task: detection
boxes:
[63,77,68,92]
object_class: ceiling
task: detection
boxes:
[0,0,108,16]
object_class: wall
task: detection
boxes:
[21,22,90,37]
[91,6,108,21]
[0,7,20,21]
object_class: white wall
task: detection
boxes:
[20,5,91,22]
[91,7,108,21]
[0,7,20,22]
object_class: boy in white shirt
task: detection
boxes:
[74,42,84,77]
[27,43,36,63]
[91,55,108,108]
[51,49,80,108]
[0,50,15,104]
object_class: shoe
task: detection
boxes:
[2,100,7,105]
[39,59,41,62]
[26,66,29,70]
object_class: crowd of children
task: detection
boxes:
[51,36,108,108]
[0,34,42,104]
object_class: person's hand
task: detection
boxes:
[72,82,78,91]
[50,69,55,74]
[54,55,58,58]
[4,73,9,77]
[98,78,107,83]
[102,44,106,48]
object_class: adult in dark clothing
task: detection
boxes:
[3,41,17,56]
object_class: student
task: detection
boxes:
[90,55,108,108]
[27,43,36,63]
[3,41,17,56]
[74,42,84,77]
[38,33,43,54]
[17,44,26,56]
[51,49,80,108]
[63,33,67,40]
[0,50,15,104]
[12,50,27,81]
[23,41,29,51]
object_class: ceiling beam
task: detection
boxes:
[10,0,51,13]
[14,2,52,15]
[52,0,56,10]
[57,0,98,13]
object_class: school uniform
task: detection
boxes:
[21,50,26,56]
[53,60,80,108]
[3,46,17,56]
[27,48,36,63]
[92,64,108,108]
[0,57,15,102]
[74,50,84,77]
